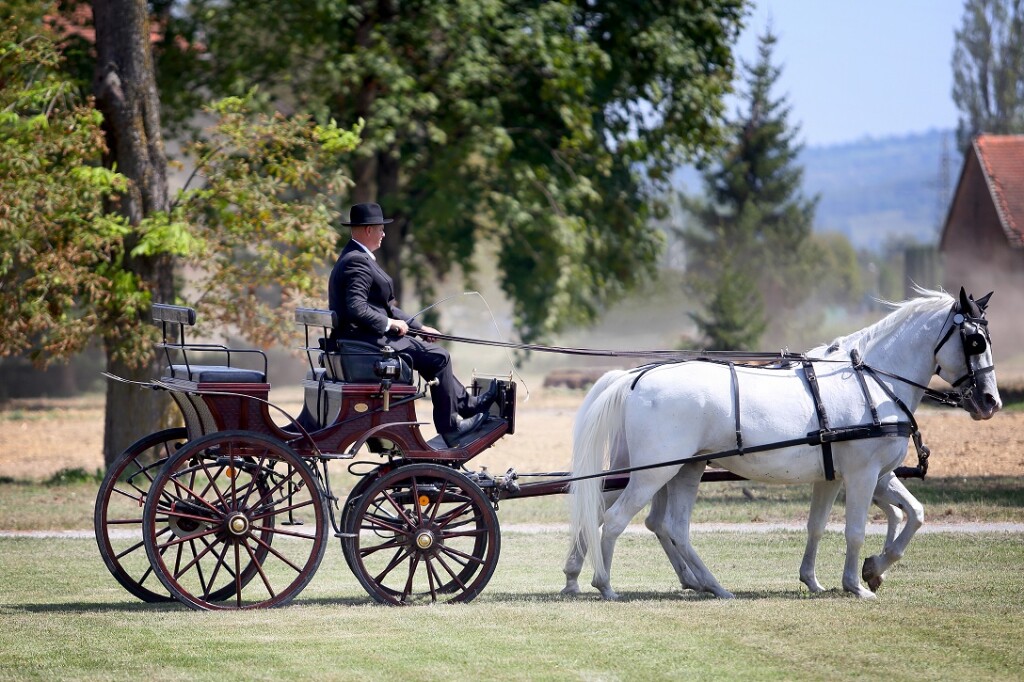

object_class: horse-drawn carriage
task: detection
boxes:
[95,303,520,609]
[95,288,1000,609]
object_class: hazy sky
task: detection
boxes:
[735,0,965,147]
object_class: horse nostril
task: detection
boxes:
[984,393,1001,411]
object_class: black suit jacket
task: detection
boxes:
[328,240,422,344]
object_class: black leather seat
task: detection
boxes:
[322,339,413,384]
[167,365,267,383]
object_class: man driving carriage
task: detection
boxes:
[328,202,498,446]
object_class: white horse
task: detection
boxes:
[562,372,919,598]
[569,288,1000,599]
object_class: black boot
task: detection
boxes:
[441,413,487,447]
[471,379,499,415]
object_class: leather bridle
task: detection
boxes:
[933,304,995,406]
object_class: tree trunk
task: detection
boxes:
[92,0,176,466]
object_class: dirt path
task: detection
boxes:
[2,391,1023,480]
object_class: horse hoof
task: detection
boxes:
[600,590,621,601]
[560,586,581,596]
[800,576,826,594]
[861,557,877,579]
[712,588,735,599]
[844,584,877,599]
[866,574,884,592]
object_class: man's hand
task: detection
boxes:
[417,324,441,342]
[388,319,409,336]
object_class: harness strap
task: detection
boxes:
[558,422,915,487]
[802,360,836,481]
[850,349,880,427]
[859,364,931,478]
[729,362,743,454]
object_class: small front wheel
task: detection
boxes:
[346,463,500,605]
[143,431,328,610]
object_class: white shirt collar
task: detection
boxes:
[351,239,376,260]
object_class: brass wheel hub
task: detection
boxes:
[414,530,435,550]
[226,512,250,537]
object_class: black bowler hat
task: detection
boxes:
[341,202,394,226]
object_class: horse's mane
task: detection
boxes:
[817,286,954,357]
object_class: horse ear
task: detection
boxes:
[958,287,970,313]
[976,291,993,311]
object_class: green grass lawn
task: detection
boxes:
[2,475,1023,532]
[1,531,1022,680]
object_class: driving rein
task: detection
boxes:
[410,301,993,484]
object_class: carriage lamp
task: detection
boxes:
[373,356,403,380]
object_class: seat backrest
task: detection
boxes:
[323,339,413,384]
[152,302,267,381]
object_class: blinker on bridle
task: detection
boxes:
[933,306,994,393]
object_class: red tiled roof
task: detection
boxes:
[974,134,1024,247]
[47,5,168,47]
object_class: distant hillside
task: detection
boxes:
[673,129,962,251]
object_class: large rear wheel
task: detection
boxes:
[94,428,187,602]
[346,463,500,605]
[143,431,327,610]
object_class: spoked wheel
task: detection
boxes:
[346,463,500,605]
[94,428,187,602]
[143,430,328,610]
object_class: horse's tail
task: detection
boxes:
[569,371,632,585]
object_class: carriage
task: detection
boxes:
[95,288,999,609]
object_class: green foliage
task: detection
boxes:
[678,28,818,349]
[158,0,747,341]
[0,1,135,362]
[0,4,361,365]
[171,93,362,347]
[952,0,1024,149]
[805,231,864,307]
[688,262,766,350]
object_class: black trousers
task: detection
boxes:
[385,335,474,433]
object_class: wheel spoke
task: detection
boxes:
[173,535,220,582]
[250,524,317,542]
[432,551,468,592]
[154,525,220,551]
[196,456,230,510]
[372,546,413,585]
[235,453,270,511]
[202,538,234,599]
[436,542,486,566]
[249,497,314,522]
[246,532,304,574]
[357,537,406,557]
[113,537,146,561]
[243,539,276,599]
[427,480,449,523]
[234,542,243,608]
[379,489,417,527]
[358,514,410,537]
[402,553,422,602]
[188,538,210,595]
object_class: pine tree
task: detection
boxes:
[679,27,817,350]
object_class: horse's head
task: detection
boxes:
[933,287,1001,420]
